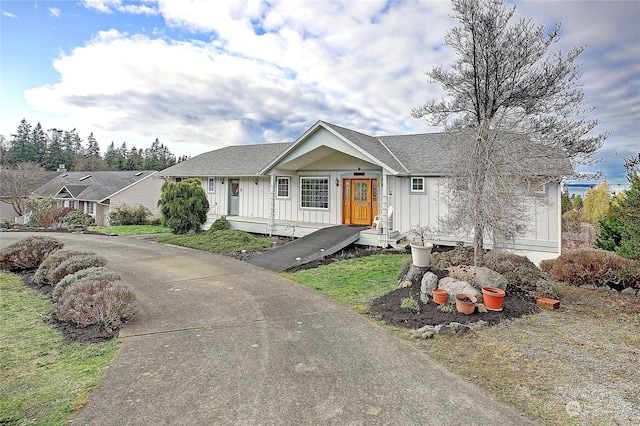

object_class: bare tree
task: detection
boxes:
[0,162,49,216]
[412,0,607,264]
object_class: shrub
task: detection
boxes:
[108,204,152,226]
[33,250,93,285]
[61,210,95,227]
[0,236,63,271]
[430,245,475,270]
[23,196,57,227]
[52,267,123,304]
[400,297,420,313]
[540,248,640,289]
[209,216,230,232]
[49,254,107,285]
[39,207,76,228]
[53,277,137,332]
[482,252,543,288]
[158,178,209,234]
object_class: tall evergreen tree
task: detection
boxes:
[46,128,67,171]
[9,119,32,163]
[30,123,48,167]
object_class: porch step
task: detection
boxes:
[389,234,410,250]
[247,225,366,272]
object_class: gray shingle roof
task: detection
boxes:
[158,142,292,177]
[33,171,158,202]
[158,122,572,178]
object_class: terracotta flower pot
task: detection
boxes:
[482,286,506,311]
[455,293,477,315]
[432,288,448,304]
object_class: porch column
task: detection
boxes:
[381,174,391,246]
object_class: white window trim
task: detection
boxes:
[208,177,216,193]
[300,176,330,210]
[410,177,426,193]
[276,176,290,199]
[85,202,95,216]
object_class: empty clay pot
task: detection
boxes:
[455,293,477,315]
[482,286,506,311]
[432,288,449,304]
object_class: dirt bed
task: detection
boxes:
[368,283,540,328]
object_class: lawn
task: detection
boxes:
[155,229,274,253]
[88,224,172,235]
[285,254,640,425]
[0,272,118,425]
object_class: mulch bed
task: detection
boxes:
[368,282,540,329]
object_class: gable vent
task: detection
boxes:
[78,175,92,181]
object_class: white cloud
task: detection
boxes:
[81,0,158,15]
[2,10,17,18]
[22,0,639,184]
[48,7,61,18]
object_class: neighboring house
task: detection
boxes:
[31,171,164,226]
[0,170,59,223]
[159,121,572,263]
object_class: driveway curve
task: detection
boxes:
[1,233,536,425]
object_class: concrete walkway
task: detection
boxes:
[0,233,537,425]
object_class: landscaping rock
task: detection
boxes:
[435,324,450,335]
[449,265,508,291]
[412,324,436,339]
[621,287,637,296]
[580,284,598,290]
[438,277,482,303]
[420,272,439,303]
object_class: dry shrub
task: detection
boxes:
[541,247,640,289]
[430,245,476,270]
[53,277,137,332]
[482,252,543,288]
[51,266,122,304]
[0,236,63,271]
[49,254,107,285]
[33,250,93,285]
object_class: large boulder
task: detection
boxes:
[448,266,508,291]
[438,276,482,304]
[420,272,439,303]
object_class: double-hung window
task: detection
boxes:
[300,177,329,209]
[277,177,290,198]
[208,177,216,193]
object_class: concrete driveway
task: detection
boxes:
[1,232,536,425]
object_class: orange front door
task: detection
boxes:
[343,178,378,226]
[352,179,370,225]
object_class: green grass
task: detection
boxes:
[88,224,172,235]
[155,229,274,253]
[0,272,118,425]
[282,253,409,312]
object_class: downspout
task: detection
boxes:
[268,173,276,236]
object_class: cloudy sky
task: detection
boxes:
[1,0,638,185]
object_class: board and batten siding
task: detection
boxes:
[390,176,561,245]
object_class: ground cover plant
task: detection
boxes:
[285,250,640,425]
[0,272,118,425]
[156,229,274,254]
[88,224,172,235]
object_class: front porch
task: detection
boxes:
[208,214,405,249]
